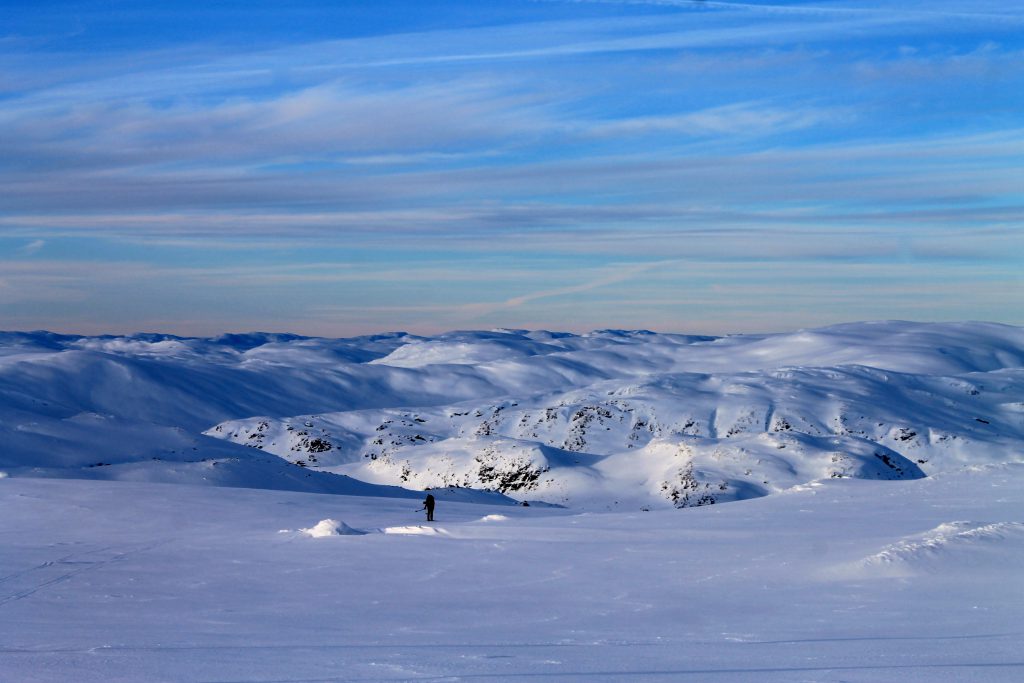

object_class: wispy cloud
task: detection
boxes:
[18,239,44,255]
[0,79,552,175]
[1,0,1022,334]
[495,260,677,310]
[4,122,1021,228]
[549,0,1024,24]
[583,101,850,138]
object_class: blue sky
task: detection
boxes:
[1,0,1022,335]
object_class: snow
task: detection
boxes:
[1,321,1024,680]
[198,323,1024,509]
[854,520,1024,576]
[381,525,451,536]
[2,466,1023,681]
[1,321,1022,507]
[300,518,366,537]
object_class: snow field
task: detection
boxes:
[2,465,1024,682]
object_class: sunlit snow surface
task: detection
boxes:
[2,322,1024,680]
[2,466,1024,682]
[4,322,1024,508]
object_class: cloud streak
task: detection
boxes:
[18,239,44,255]
[551,0,1024,24]
[1,0,1022,334]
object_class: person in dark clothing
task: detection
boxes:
[423,493,435,522]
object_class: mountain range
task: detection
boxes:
[3,321,1022,510]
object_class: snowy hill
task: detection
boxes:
[2,322,1023,509]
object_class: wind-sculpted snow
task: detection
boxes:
[2,322,1023,507]
[849,520,1024,578]
[299,518,367,537]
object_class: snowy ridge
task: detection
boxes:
[2,321,1023,508]
[854,520,1024,576]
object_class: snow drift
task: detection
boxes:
[300,518,366,537]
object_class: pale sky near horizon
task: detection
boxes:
[1,0,1022,336]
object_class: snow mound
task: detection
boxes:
[859,521,1024,573]
[300,518,366,537]
[382,525,450,536]
[479,514,509,522]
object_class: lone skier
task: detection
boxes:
[422,493,435,522]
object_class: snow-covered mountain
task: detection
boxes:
[3,322,1023,509]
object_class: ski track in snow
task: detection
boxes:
[0,542,165,607]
